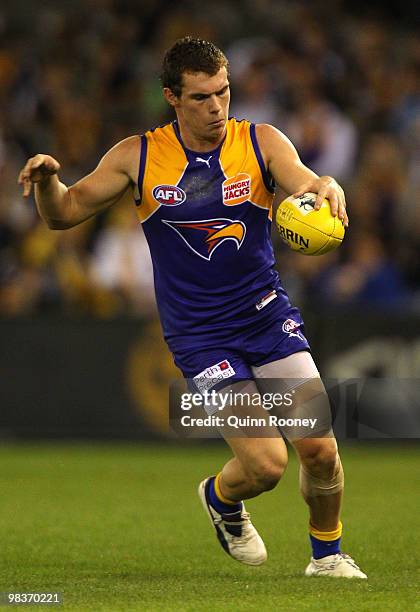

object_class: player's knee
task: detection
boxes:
[249,457,287,491]
[300,439,338,479]
[300,450,344,498]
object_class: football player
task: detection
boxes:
[18,37,365,579]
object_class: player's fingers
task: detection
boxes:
[332,186,348,226]
[20,156,59,186]
[29,155,48,171]
[22,178,33,198]
[18,168,32,184]
[19,158,39,181]
[340,187,347,210]
[18,158,37,193]
[337,202,346,221]
[48,159,60,173]
[336,189,347,222]
[314,188,327,210]
[35,156,60,175]
[18,158,34,179]
[328,191,339,217]
[292,185,310,198]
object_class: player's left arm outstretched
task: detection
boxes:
[17,136,140,229]
[256,124,348,227]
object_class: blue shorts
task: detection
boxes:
[172,307,310,393]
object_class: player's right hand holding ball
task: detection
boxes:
[18,154,60,197]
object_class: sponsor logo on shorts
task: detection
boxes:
[222,173,251,206]
[282,318,305,340]
[256,290,277,311]
[193,359,236,392]
[152,184,186,206]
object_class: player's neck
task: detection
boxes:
[176,120,225,153]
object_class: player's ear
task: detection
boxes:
[163,87,179,107]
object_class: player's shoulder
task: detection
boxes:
[100,135,141,181]
[108,134,141,158]
[255,124,289,145]
[254,124,297,162]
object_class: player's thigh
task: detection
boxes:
[219,379,288,475]
[258,352,339,467]
[252,350,334,442]
[251,349,320,382]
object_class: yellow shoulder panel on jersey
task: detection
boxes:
[219,119,275,215]
[136,123,188,223]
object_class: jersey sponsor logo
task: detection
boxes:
[152,184,186,206]
[282,318,305,340]
[256,290,277,311]
[161,218,246,261]
[222,173,251,206]
[193,359,236,392]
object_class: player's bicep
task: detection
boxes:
[67,136,138,223]
[70,162,128,216]
[256,124,318,194]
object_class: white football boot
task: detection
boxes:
[305,552,367,579]
[198,477,267,566]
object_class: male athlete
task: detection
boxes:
[18,37,366,578]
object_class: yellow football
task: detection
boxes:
[275,192,345,255]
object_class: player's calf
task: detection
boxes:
[299,446,345,557]
[294,440,367,578]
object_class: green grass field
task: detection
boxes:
[0,442,418,611]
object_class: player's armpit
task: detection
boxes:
[255,124,318,195]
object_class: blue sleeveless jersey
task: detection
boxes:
[135,118,294,351]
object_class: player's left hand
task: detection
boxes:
[293,176,348,228]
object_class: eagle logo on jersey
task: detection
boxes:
[162,218,246,261]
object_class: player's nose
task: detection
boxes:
[208,95,222,114]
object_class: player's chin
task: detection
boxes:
[208,119,226,135]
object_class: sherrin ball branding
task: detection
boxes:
[276,192,345,255]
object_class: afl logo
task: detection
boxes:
[152,184,186,206]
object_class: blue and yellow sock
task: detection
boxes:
[208,473,242,514]
[309,521,342,559]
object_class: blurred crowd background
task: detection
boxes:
[0,0,419,318]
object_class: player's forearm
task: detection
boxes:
[278,162,319,196]
[34,175,74,229]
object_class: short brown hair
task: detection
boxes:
[161,36,229,97]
